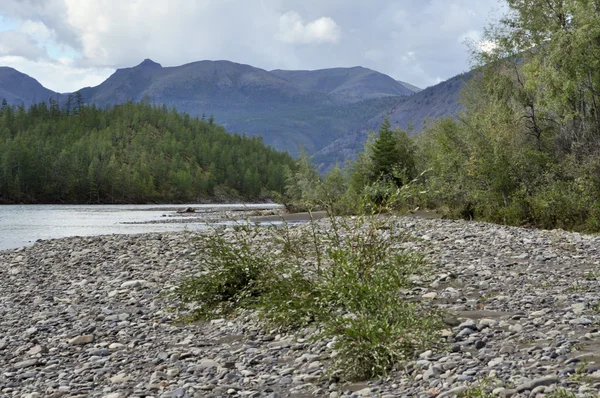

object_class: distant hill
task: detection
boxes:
[397,80,422,93]
[312,72,471,170]
[78,59,328,108]
[0,59,468,163]
[76,60,411,155]
[0,67,57,107]
[270,66,416,101]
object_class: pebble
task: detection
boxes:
[0,216,599,397]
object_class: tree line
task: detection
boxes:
[285,0,600,232]
[0,100,294,203]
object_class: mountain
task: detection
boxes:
[0,59,467,163]
[0,67,57,107]
[77,60,410,155]
[397,80,422,93]
[311,72,471,170]
[78,59,329,109]
[270,66,416,102]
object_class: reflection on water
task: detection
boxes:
[0,204,281,251]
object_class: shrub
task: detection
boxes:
[175,207,442,381]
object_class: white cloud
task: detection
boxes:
[277,11,341,45]
[19,20,53,42]
[0,31,45,60]
[0,0,503,91]
[0,55,113,92]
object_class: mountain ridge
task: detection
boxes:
[0,59,466,164]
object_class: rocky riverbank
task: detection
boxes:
[1,217,600,397]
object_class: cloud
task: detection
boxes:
[0,55,113,92]
[0,31,45,60]
[0,0,504,92]
[277,11,341,44]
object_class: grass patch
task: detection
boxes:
[174,210,443,381]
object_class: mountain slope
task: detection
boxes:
[271,66,415,102]
[0,60,466,162]
[312,72,471,170]
[79,59,326,108]
[77,60,408,155]
[0,67,58,107]
[397,80,422,93]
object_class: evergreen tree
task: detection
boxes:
[369,117,415,186]
[0,100,294,204]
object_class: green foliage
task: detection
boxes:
[0,101,293,203]
[175,209,442,381]
[406,0,600,231]
[370,117,416,186]
[175,224,275,319]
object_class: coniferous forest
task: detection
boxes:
[0,100,294,203]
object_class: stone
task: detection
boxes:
[13,359,39,369]
[571,303,586,314]
[69,334,95,345]
[458,319,477,330]
[27,345,48,355]
[103,394,124,398]
[515,376,559,393]
[437,387,468,398]
[569,317,592,326]
[110,373,134,383]
[120,280,145,289]
[423,366,440,381]
[197,359,219,369]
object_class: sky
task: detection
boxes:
[0,0,504,93]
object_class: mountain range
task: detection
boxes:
[0,59,468,169]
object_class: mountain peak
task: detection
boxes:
[137,59,162,68]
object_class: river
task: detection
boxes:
[0,204,281,251]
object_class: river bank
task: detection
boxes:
[1,216,600,397]
[0,204,283,251]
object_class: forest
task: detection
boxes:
[285,0,600,232]
[0,100,294,203]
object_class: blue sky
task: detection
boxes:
[0,0,503,93]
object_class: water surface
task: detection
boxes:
[0,204,280,251]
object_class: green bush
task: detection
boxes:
[175,209,442,381]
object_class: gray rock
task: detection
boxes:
[569,317,592,326]
[68,334,95,345]
[515,376,559,393]
[13,358,39,369]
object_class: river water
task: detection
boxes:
[0,204,281,251]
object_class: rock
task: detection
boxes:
[27,344,48,355]
[571,303,586,314]
[499,389,517,398]
[423,366,440,381]
[110,373,134,383]
[569,317,592,326]
[120,280,145,289]
[422,292,438,299]
[177,207,195,213]
[458,319,477,330]
[103,394,124,398]
[437,386,468,398]
[515,376,559,393]
[197,358,219,369]
[161,387,187,397]
[13,358,39,369]
[68,334,95,345]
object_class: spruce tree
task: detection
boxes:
[370,117,399,182]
